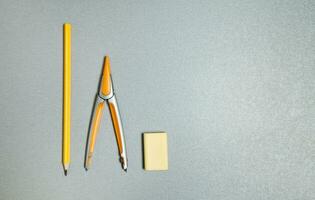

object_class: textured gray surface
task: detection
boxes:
[0,0,314,199]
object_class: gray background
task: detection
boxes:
[0,0,314,199]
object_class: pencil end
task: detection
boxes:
[63,163,70,176]
[85,157,92,171]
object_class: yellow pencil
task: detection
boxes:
[63,23,71,175]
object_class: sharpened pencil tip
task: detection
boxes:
[85,163,90,171]
[124,168,127,173]
[63,163,70,175]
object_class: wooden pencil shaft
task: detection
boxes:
[63,23,71,168]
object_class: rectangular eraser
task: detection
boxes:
[143,132,168,171]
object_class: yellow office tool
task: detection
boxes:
[143,132,168,171]
[63,23,71,175]
[85,56,128,171]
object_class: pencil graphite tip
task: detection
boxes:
[63,163,70,175]
[85,163,90,171]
